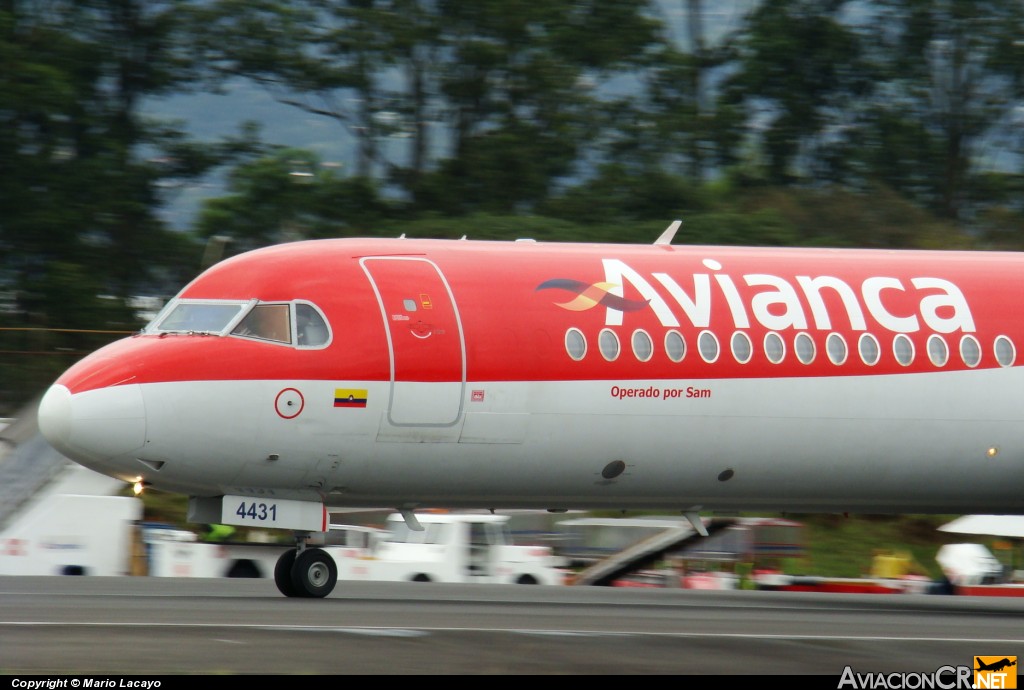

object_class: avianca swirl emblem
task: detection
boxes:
[536,279,650,312]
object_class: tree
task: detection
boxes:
[428,0,663,212]
[0,1,255,411]
[716,0,869,185]
[856,0,1024,222]
[194,0,665,214]
[194,148,393,256]
[193,0,419,182]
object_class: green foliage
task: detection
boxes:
[540,164,715,222]
[721,1,868,185]
[792,514,1000,581]
[126,486,190,528]
[4,0,1024,413]
[0,1,266,413]
[734,185,972,249]
[858,0,1024,220]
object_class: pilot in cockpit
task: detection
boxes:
[296,304,329,346]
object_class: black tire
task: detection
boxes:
[274,549,300,597]
[515,574,539,585]
[411,573,432,582]
[290,548,338,598]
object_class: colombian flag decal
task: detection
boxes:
[334,388,368,408]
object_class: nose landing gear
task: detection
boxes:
[274,544,338,598]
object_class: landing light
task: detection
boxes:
[986,446,999,458]
[133,480,147,495]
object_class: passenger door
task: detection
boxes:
[360,257,465,427]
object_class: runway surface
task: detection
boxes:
[1,576,1022,675]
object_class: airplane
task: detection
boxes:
[975,658,1017,672]
[36,220,1024,598]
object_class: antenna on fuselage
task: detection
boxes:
[399,508,423,531]
[654,220,681,246]
[684,509,708,537]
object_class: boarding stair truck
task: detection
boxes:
[330,512,566,585]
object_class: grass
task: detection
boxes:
[782,513,984,581]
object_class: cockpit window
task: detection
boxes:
[147,297,331,348]
[229,301,332,348]
[296,302,330,347]
[231,304,292,343]
[148,300,250,334]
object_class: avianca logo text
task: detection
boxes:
[537,258,976,335]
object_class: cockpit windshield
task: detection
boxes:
[145,298,331,348]
[230,304,292,343]
[147,300,251,335]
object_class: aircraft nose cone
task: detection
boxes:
[38,384,72,450]
[38,383,146,463]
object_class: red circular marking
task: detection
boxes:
[275,388,304,419]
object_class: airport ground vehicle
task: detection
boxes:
[0,488,142,576]
[934,543,1024,596]
[330,512,565,585]
[147,512,565,586]
[0,414,142,576]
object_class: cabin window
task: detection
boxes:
[764,332,785,364]
[960,335,981,368]
[794,332,815,365]
[698,331,719,363]
[632,330,653,362]
[565,328,587,361]
[731,331,752,364]
[231,304,292,344]
[826,333,847,365]
[893,334,914,366]
[665,331,686,363]
[858,333,880,366]
[994,335,1016,367]
[927,335,948,367]
[599,329,620,361]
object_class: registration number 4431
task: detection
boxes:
[235,501,277,522]
[220,495,327,532]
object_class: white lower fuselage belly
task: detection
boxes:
[72,368,1024,514]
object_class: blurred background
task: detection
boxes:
[4,0,1024,416]
[2,1,1024,584]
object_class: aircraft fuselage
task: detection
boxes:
[37,237,1024,517]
